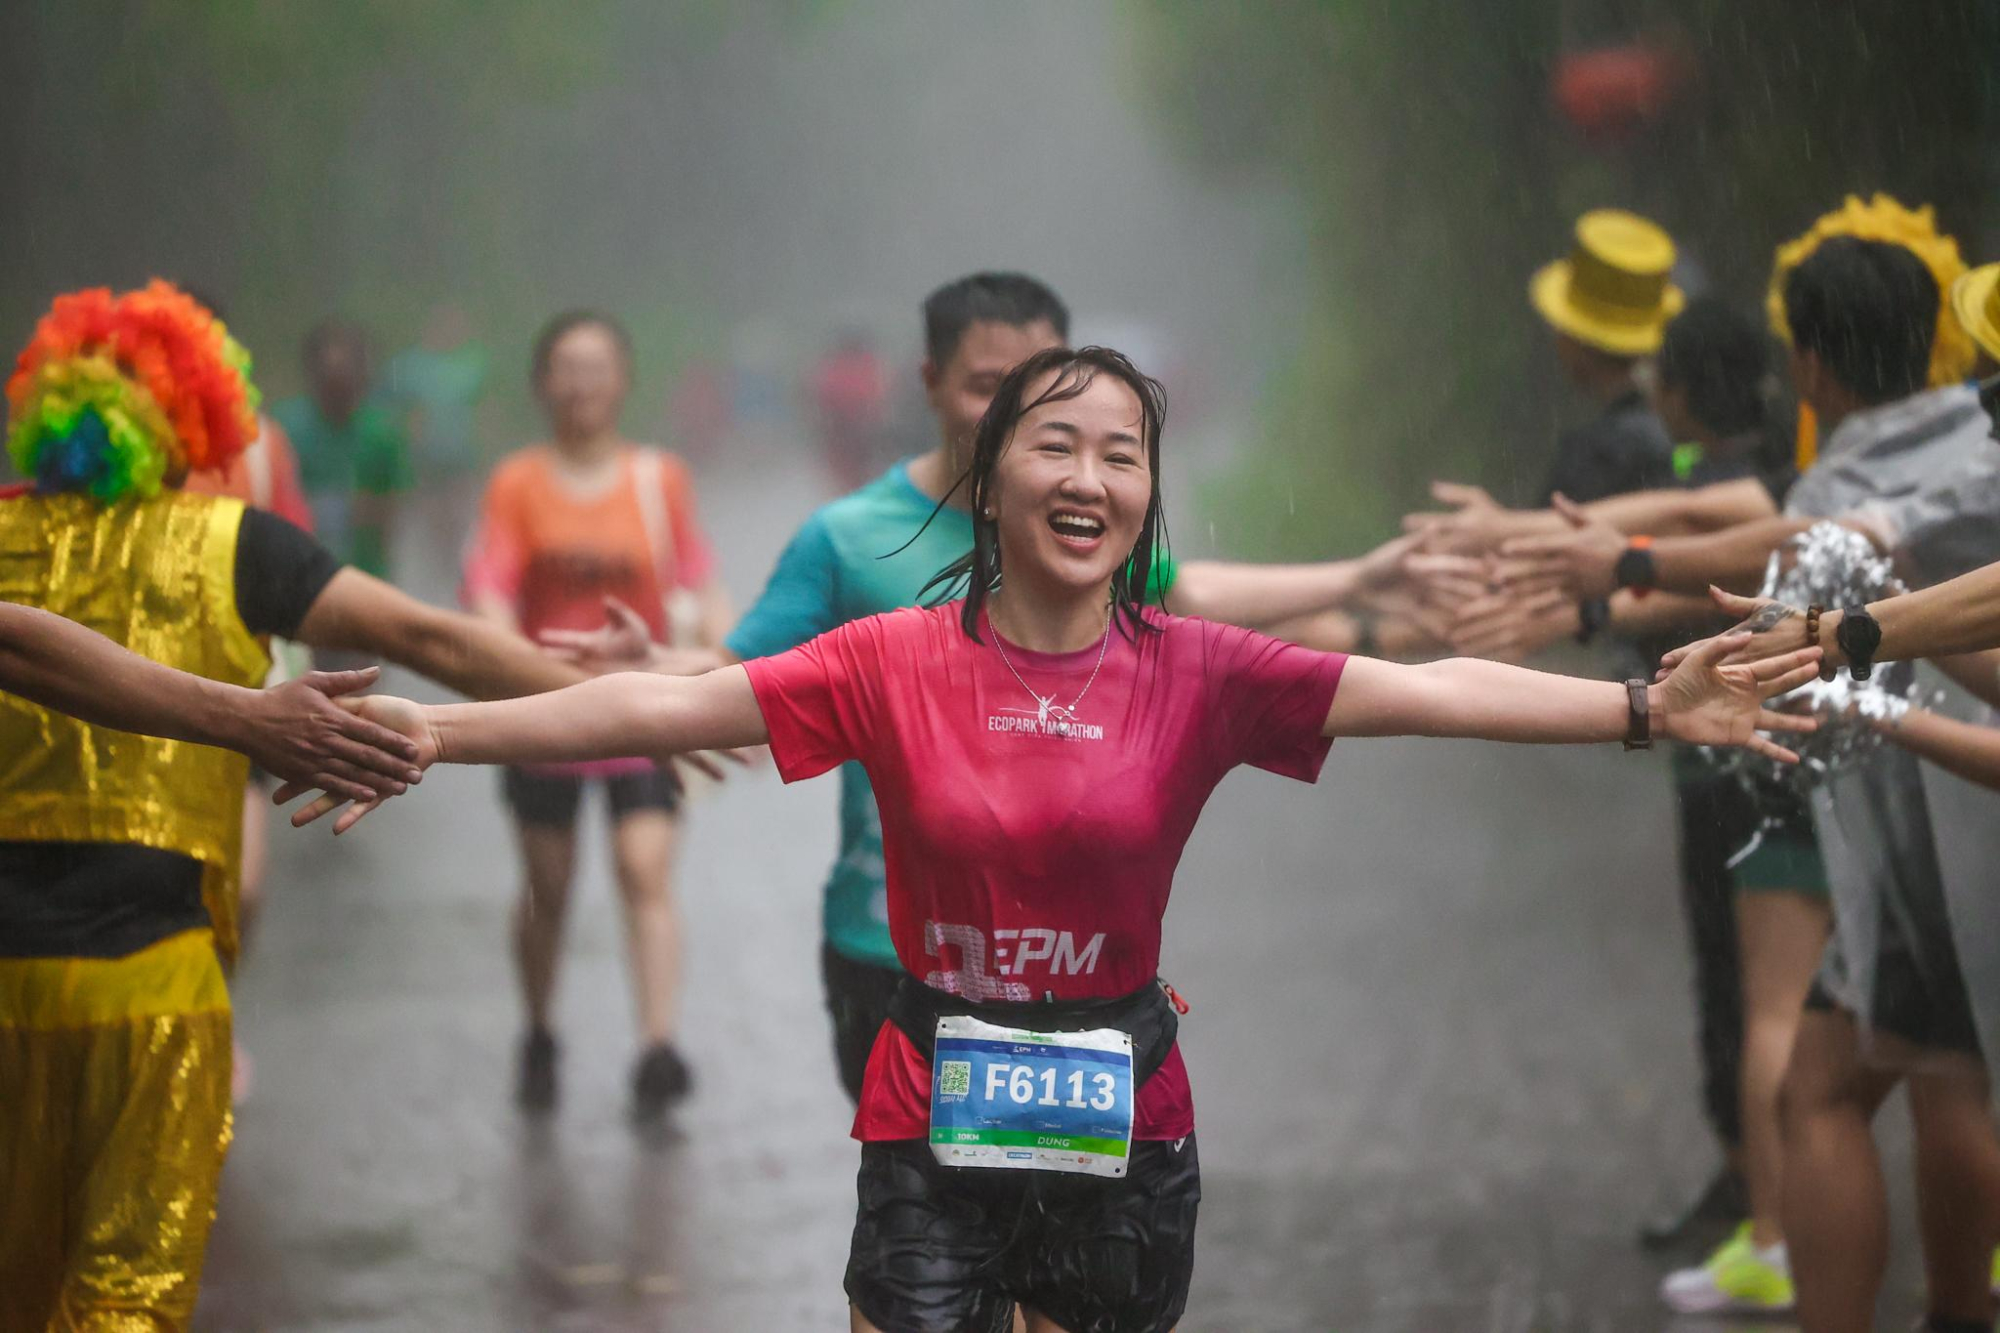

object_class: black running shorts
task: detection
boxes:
[845,1135,1200,1333]
[500,766,681,828]
[1805,846,1982,1059]
[1806,931,1983,1058]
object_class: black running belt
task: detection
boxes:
[886,975,1180,1088]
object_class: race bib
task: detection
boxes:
[928,1014,1135,1177]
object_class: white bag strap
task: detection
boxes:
[629,447,679,631]
[244,429,274,510]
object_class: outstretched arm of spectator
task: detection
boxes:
[1881,706,2000,792]
[0,601,419,800]
[1660,563,2000,679]
[1168,533,1417,628]
[1403,477,1779,554]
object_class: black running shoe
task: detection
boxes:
[517,1028,558,1113]
[631,1043,693,1120]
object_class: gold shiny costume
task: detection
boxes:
[0,932,232,1331]
[0,491,267,1332]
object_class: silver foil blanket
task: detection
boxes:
[1703,522,1932,792]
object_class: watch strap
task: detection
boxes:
[1807,604,1833,681]
[1623,678,1652,751]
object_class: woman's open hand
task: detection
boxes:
[273,694,436,834]
[1656,632,1823,762]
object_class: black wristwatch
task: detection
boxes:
[1835,605,1883,681]
[1614,540,1657,592]
[1575,597,1610,644]
[1623,678,1653,751]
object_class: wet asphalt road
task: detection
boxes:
[194,441,1926,1332]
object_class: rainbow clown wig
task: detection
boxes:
[5,281,259,503]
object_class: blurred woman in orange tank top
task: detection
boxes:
[463,311,731,1120]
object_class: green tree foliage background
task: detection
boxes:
[1129,0,1997,556]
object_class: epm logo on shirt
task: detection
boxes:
[923,920,1108,1002]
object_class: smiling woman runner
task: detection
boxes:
[295,346,1821,1333]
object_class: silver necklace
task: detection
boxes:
[990,604,1112,738]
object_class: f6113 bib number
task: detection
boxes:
[985,1063,1119,1111]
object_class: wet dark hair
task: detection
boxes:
[1783,237,1936,405]
[302,317,369,371]
[922,272,1071,367]
[915,345,1169,644]
[531,309,634,388]
[1657,297,1773,437]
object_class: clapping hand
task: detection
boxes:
[1657,588,1813,676]
[539,596,657,671]
[1400,481,1515,555]
[1448,585,1577,663]
[1500,493,1625,600]
[539,595,746,780]
[540,596,729,678]
[1353,531,1423,592]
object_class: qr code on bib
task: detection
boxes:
[938,1060,972,1099]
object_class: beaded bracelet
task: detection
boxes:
[1806,604,1834,681]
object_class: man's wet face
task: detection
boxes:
[925,319,1063,451]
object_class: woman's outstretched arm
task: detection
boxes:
[429,666,766,766]
[285,666,769,831]
[1324,634,1821,762]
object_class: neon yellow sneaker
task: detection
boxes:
[1659,1222,1795,1315]
[1989,1244,2000,1295]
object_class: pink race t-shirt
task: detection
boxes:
[743,602,1346,1142]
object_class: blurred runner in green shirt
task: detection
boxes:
[272,319,413,579]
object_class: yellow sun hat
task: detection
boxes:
[1529,209,1686,356]
[1767,193,1975,388]
[1950,261,2000,365]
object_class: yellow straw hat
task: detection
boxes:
[1529,209,1686,356]
[1951,261,2000,365]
